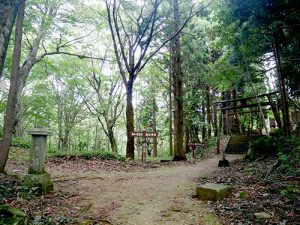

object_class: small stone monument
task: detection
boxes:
[196,183,232,201]
[19,128,53,193]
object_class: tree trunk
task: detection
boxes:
[172,0,186,161]
[0,0,25,173]
[273,35,291,137]
[222,92,228,135]
[202,98,206,140]
[213,90,218,137]
[267,94,282,128]
[108,127,118,153]
[152,97,157,157]
[126,78,135,159]
[232,89,241,134]
[184,127,189,153]
[169,68,173,157]
[0,0,20,77]
[206,87,212,139]
[62,130,70,151]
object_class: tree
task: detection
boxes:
[104,0,199,159]
[104,0,167,159]
[0,0,25,172]
[0,0,20,77]
[215,0,300,136]
[53,78,85,151]
[79,61,125,153]
[171,0,186,160]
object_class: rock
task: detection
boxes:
[218,160,230,167]
[254,212,272,220]
[0,205,27,225]
[18,172,53,194]
[196,183,232,201]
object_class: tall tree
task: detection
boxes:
[172,0,186,160]
[0,0,20,77]
[79,63,125,153]
[0,0,25,172]
[104,0,198,159]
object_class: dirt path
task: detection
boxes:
[52,155,241,225]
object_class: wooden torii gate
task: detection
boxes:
[214,91,282,154]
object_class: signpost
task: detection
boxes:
[188,142,204,158]
[131,131,157,162]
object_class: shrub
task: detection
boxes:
[48,150,126,161]
[251,129,300,174]
[11,137,31,149]
[251,129,285,156]
[277,138,300,175]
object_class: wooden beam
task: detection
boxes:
[222,102,271,111]
[214,91,279,104]
[228,109,269,116]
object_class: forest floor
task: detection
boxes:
[2,149,299,224]
[1,148,240,225]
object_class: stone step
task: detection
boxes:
[196,183,232,201]
[225,135,263,154]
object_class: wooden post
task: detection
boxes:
[273,35,291,137]
[131,131,157,162]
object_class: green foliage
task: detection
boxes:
[0,184,13,198]
[252,129,300,174]
[239,191,247,199]
[11,137,31,149]
[251,129,285,155]
[278,139,300,175]
[48,150,125,161]
[280,186,299,200]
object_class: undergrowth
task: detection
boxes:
[251,129,300,175]
[47,150,126,161]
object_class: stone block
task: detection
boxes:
[196,183,232,201]
[0,205,27,225]
[254,212,272,220]
[19,173,53,194]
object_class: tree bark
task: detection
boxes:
[232,89,241,134]
[126,78,135,159]
[206,87,212,139]
[108,127,117,153]
[0,0,20,77]
[152,97,157,157]
[169,67,173,157]
[202,98,206,140]
[273,35,291,137]
[172,0,186,161]
[267,94,282,128]
[0,0,25,173]
[213,90,218,137]
[222,92,228,135]
[184,127,189,153]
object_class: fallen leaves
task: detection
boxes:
[197,157,300,225]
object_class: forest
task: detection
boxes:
[0,0,299,224]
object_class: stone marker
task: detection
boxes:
[254,212,272,220]
[19,128,53,193]
[0,205,27,225]
[196,183,232,201]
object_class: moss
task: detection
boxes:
[18,173,53,194]
[201,213,221,225]
[0,205,27,225]
[196,183,232,201]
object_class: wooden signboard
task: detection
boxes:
[131,131,157,162]
[188,142,204,158]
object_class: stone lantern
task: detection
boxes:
[19,128,53,193]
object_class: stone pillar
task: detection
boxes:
[27,128,52,174]
[19,128,53,193]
